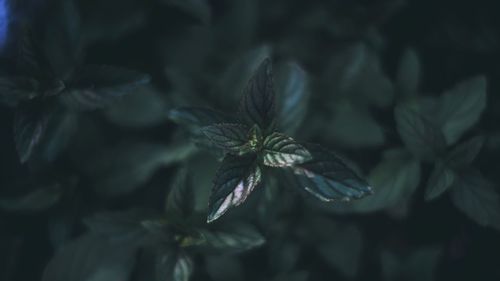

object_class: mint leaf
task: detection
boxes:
[61,65,151,110]
[198,222,265,254]
[447,135,484,168]
[451,169,500,231]
[262,132,311,167]
[155,250,193,281]
[437,76,487,145]
[207,154,262,222]
[275,62,310,135]
[425,160,455,201]
[201,123,251,155]
[165,167,194,218]
[0,76,39,106]
[238,58,276,131]
[168,107,230,131]
[290,144,372,201]
[395,104,447,161]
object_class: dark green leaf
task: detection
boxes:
[425,161,455,201]
[238,58,276,131]
[201,123,250,154]
[0,184,62,212]
[35,110,78,162]
[83,209,151,241]
[290,144,372,201]
[61,65,151,110]
[155,250,193,281]
[205,255,244,281]
[396,48,420,96]
[262,132,311,167]
[16,27,54,80]
[0,76,39,106]
[81,141,195,197]
[395,104,447,161]
[451,170,500,231]
[42,234,139,281]
[207,154,262,222]
[168,107,230,131]
[353,148,420,213]
[166,167,195,218]
[447,136,484,168]
[13,102,51,163]
[437,76,487,144]
[199,222,265,254]
[275,62,310,134]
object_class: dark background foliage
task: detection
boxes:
[1,0,500,280]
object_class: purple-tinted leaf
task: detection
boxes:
[262,132,311,167]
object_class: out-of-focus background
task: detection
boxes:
[1,0,500,280]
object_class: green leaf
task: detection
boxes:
[42,234,140,281]
[201,123,251,155]
[83,209,151,241]
[81,141,195,197]
[35,109,78,162]
[165,167,195,218]
[262,132,311,167]
[447,136,484,168]
[396,48,420,96]
[0,76,39,106]
[199,222,265,254]
[155,250,193,281]
[205,255,244,281]
[0,183,62,212]
[13,101,51,163]
[451,169,500,231]
[395,104,447,161]
[275,62,310,135]
[353,148,420,213]
[168,107,230,131]
[437,76,487,144]
[61,65,151,110]
[207,154,262,222]
[425,161,455,201]
[238,58,276,131]
[290,144,372,201]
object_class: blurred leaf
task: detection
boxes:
[104,86,169,128]
[425,161,455,201]
[0,183,61,212]
[16,28,53,80]
[207,154,262,223]
[451,169,500,231]
[353,148,420,212]
[447,136,484,168]
[169,107,230,132]
[316,223,363,278]
[290,144,372,202]
[274,61,310,135]
[381,247,442,281]
[214,0,258,50]
[61,65,151,110]
[437,76,487,145]
[205,255,244,281]
[13,101,51,163]
[201,123,250,155]
[395,104,447,161]
[82,141,195,196]
[263,133,311,167]
[0,76,39,106]
[325,43,394,108]
[166,168,195,218]
[396,48,420,96]
[162,0,211,24]
[155,250,193,281]
[84,209,152,241]
[199,222,265,254]
[238,58,276,132]
[42,234,139,281]
[267,240,301,273]
[328,101,385,148]
[35,109,78,162]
